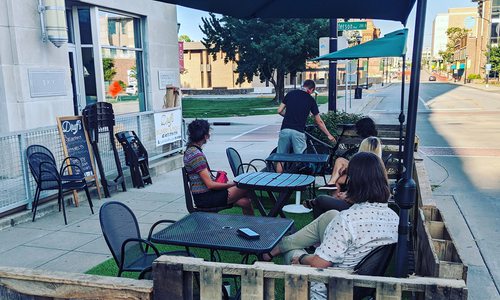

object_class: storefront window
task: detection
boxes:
[99,11,144,114]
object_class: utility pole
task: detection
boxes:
[328,19,338,112]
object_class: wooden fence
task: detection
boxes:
[153,255,467,299]
[0,266,152,300]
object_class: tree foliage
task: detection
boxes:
[179,34,192,42]
[102,58,117,82]
[439,27,469,64]
[200,13,328,102]
[488,45,500,76]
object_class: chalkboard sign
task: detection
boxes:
[57,116,101,203]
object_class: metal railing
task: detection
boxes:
[0,111,183,214]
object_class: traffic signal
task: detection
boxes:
[478,0,483,18]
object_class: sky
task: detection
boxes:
[177,0,476,55]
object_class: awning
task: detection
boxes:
[154,0,417,24]
[311,29,408,61]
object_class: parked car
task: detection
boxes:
[126,85,138,95]
[428,75,436,81]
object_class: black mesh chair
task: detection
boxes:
[182,167,232,213]
[353,243,396,300]
[99,201,193,277]
[226,147,269,177]
[26,145,94,225]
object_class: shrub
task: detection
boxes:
[306,111,363,143]
[467,74,482,80]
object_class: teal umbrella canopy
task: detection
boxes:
[312,29,408,61]
[154,0,416,24]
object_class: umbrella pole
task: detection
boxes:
[397,54,406,181]
[328,19,338,112]
[395,0,427,278]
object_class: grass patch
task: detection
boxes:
[182,96,328,118]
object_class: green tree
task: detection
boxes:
[179,34,192,42]
[102,58,117,82]
[488,45,500,80]
[201,13,328,102]
[439,27,469,67]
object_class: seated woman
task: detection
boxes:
[263,152,399,299]
[304,136,382,218]
[183,119,254,215]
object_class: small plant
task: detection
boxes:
[467,74,481,80]
[306,111,363,143]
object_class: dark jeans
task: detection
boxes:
[312,195,352,218]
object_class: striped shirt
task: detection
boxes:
[183,146,210,194]
[311,202,399,300]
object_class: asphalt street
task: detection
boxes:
[367,81,500,299]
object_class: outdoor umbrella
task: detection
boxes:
[155,0,427,278]
[312,28,409,181]
[155,0,416,24]
[311,29,408,60]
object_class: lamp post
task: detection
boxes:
[354,32,362,99]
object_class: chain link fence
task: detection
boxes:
[0,111,184,215]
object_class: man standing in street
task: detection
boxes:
[276,80,336,171]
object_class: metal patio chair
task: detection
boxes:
[226,147,270,176]
[99,201,193,277]
[353,243,396,300]
[26,145,94,225]
[182,167,233,213]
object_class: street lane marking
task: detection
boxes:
[231,125,268,140]
[419,96,429,109]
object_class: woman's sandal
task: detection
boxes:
[302,199,315,209]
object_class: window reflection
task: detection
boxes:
[99,11,139,48]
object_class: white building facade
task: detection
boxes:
[0,0,180,133]
[431,13,449,60]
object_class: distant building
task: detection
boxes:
[180,42,251,89]
[432,13,449,60]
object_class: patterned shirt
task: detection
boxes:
[183,146,210,194]
[311,202,399,300]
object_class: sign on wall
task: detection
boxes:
[28,69,67,97]
[178,42,185,70]
[153,109,182,146]
[158,69,180,89]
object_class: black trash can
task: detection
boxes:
[355,87,363,99]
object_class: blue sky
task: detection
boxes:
[177,0,475,52]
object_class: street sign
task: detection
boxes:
[338,21,367,31]
[486,63,492,71]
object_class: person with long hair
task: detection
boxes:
[263,152,398,299]
[183,119,254,215]
[303,136,383,217]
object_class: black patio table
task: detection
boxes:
[234,172,314,217]
[151,212,294,263]
[265,153,330,165]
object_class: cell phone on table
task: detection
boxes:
[237,227,260,240]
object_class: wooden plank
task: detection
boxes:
[428,222,445,240]
[375,282,402,300]
[328,277,353,300]
[153,261,184,299]
[264,278,275,300]
[199,265,222,299]
[241,268,264,300]
[284,273,308,300]
[157,256,467,290]
[438,262,467,281]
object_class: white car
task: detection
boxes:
[126,85,137,95]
